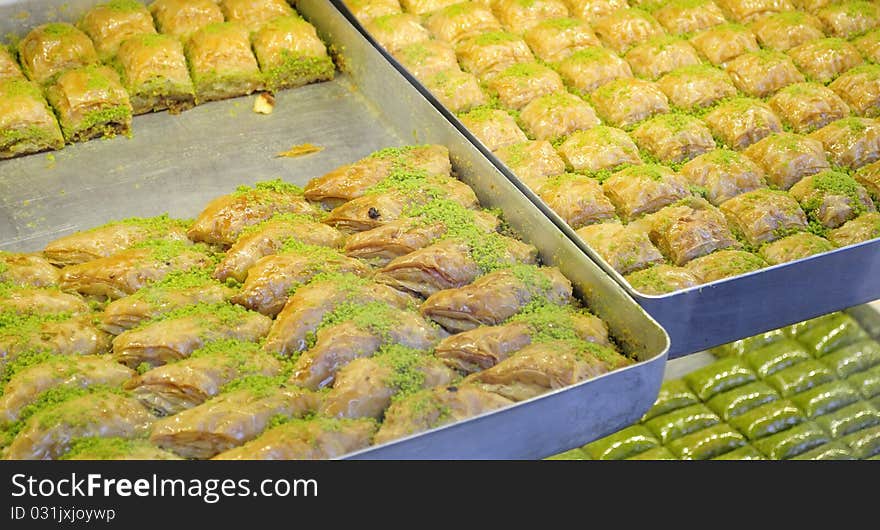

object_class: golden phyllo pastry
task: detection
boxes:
[115,33,195,115]
[0,78,64,158]
[149,0,224,41]
[17,23,99,85]
[185,22,264,103]
[251,16,335,92]
[45,64,133,143]
[78,0,157,61]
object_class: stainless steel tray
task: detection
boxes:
[330,1,880,358]
[0,0,669,459]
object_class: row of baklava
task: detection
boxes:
[0,144,634,460]
[0,0,334,159]
[345,0,880,293]
[551,311,880,459]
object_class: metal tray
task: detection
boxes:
[0,0,669,459]
[330,1,880,358]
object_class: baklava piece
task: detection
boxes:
[789,170,875,228]
[685,249,767,283]
[725,50,805,98]
[769,82,851,134]
[704,97,783,150]
[715,0,794,23]
[424,3,501,44]
[816,1,880,39]
[17,23,99,85]
[742,132,830,190]
[640,197,738,265]
[186,23,263,103]
[625,264,700,294]
[689,23,759,66]
[790,0,831,13]
[556,46,632,95]
[458,107,527,151]
[829,65,880,118]
[719,188,808,246]
[364,13,431,53]
[454,31,533,79]
[343,0,403,23]
[494,140,566,187]
[809,117,880,169]
[0,252,61,287]
[0,45,23,80]
[624,36,701,81]
[853,29,880,63]
[252,16,335,91]
[855,160,880,200]
[759,232,835,264]
[486,62,564,110]
[563,0,628,24]
[631,113,716,164]
[680,149,767,205]
[116,33,195,115]
[576,221,664,274]
[592,8,666,55]
[0,78,64,158]
[221,0,296,32]
[602,164,691,221]
[657,65,736,111]
[654,0,728,35]
[523,18,599,63]
[827,212,880,246]
[788,38,863,84]
[491,0,570,34]
[535,173,617,228]
[749,11,825,51]
[79,0,157,61]
[590,78,669,129]
[399,0,461,15]
[394,40,459,80]
[45,65,132,143]
[556,125,642,173]
[149,0,224,41]
[519,92,600,141]
[423,69,488,112]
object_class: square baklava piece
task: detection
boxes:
[454,31,533,79]
[486,62,564,110]
[690,23,759,65]
[343,0,402,23]
[424,3,501,44]
[768,82,851,133]
[458,108,527,151]
[364,13,431,53]
[393,40,459,80]
[602,164,691,221]
[494,140,566,187]
[788,38,863,84]
[18,23,99,85]
[631,113,716,164]
[685,249,767,283]
[149,0,224,41]
[725,50,805,98]
[564,0,628,24]
[789,170,876,228]
[749,11,825,51]
[855,160,880,201]
[0,78,64,158]
[590,78,669,129]
[252,16,335,91]
[809,118,880,169]
[625,264,700,294]
[519,91,600,141]
[576,221,664,274]
[186,22,263,103]
[639,197,738,265]
[657,65,736,111]
[592,8,666,54]
[556,125,642,173]
[716,0,794,24]
[829,65,880,118]
[680,149,767,206]
[624,36,702,81]
[219,0,295,32]
[704,97,783,150]
[719,188,808,246]
[116,33,195,115]
[759,232,834,265]
[79,0,157,61]
[654,0,727,35]
[492,0,570,34]
[828,212,880,246]
[535,173,617,229]
[523,17,599,63]
[852,29,880,63]
[816,2,880,39]
[742,132,830,190]
[423,69,488,112]
[399,0,460,16]
[556,46,632,95]
[45,64,132,142]
[0,45,23,80]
